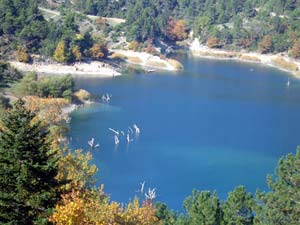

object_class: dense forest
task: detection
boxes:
[1,0,300,64]
[60,0,300,56]
[0,0,108,63]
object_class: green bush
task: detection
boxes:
[0,62,22,88]
[13,73,74,99]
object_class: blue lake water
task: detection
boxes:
[68,54,300,210]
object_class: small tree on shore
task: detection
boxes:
[53,40,70,63]
[72,45,82,61]
[128,41,139,51]
[167,18,188,41]
[207,36,222,48]
[16,47,31,63]
[258,35,273,54]
[289,40,300,59]
[89,43,108,59]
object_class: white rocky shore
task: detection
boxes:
[10,61,121,77]
[190,38,300,77]
[112,50,183,71]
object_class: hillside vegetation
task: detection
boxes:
[1,0,300,64]
[48,0,300,57]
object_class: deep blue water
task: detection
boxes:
[68,54,300,211]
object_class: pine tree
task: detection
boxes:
[0,99,61,224]
[183,190,222,225]
[255,148,300,225]
[222,186,255,225]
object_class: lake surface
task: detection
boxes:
[68,54,300,210]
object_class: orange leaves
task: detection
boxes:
[258,35,273,54]
[167,18,188,42]
[289,40,300,59]
[207,36,222,48]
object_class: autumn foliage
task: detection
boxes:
[54,41,70,63]
[56,149,98,192]
[23,96,69,126]
[258,35,273,54]
[72,45,82,61]
[22,96,70,149]
[16,47,31,63]
[73,89,91,102]
[89,43,108,59]
[50,189,158,225]
[290,40,300,59]
[128,41,139,51]
[167,18,188,41]
[207,36,222,48]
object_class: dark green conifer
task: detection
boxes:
[255,148,300,225]
[222,186,255,225]
[0,99,61,224]
[183,190,222,225]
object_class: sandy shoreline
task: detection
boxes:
[9,49,183,76]
[10,61,121,77]
[190,38,300,77]
[111,50,183,71]
[10,40,298,77]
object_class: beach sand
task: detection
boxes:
[190,38,300,77]
[10,61,121,77]
[112,50,183,71]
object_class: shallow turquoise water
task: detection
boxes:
[68,54,300,210]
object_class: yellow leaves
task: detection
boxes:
[56,149,98,192]
[16,47,31,63]
[21,96,70,148]
[128,41,139,51]
[76,34,84,40]
[54,40,70,63]
[89,44,108,59]
[122,199,158,225]
[49,190,87,225]
[50,190,159,225]
[72,45,82,61]
[23,96,69,127]
[73,89,91,102]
